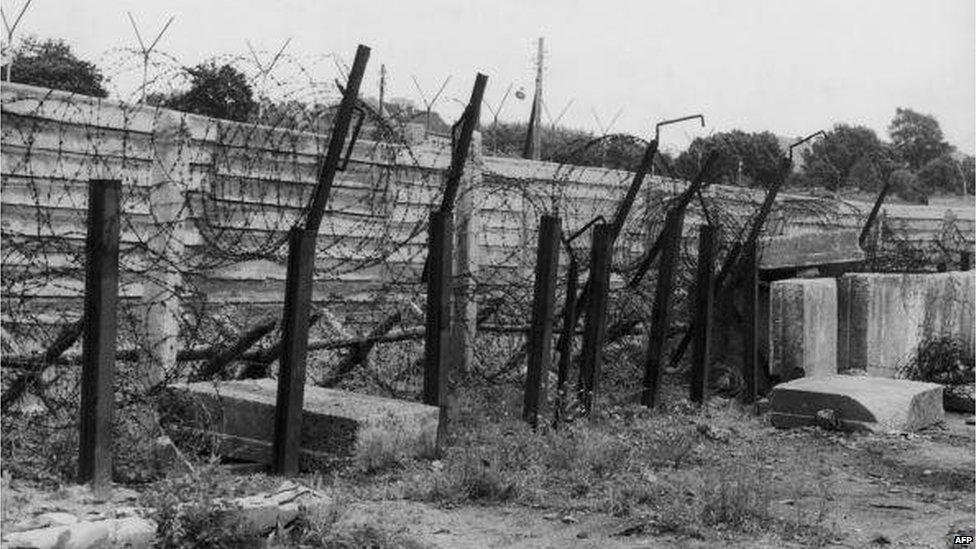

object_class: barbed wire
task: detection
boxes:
[2,47,973,482]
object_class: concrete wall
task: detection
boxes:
[838,271,976,377]
[3,81,974,351]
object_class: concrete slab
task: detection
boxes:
[838,271,975,377]
[769,278,837,379]
[760,230,865,271]
[769,375,944,432]
[161,379,438,471]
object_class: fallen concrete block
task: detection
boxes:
[760,230,865,271]
[838,271,975,377]
[161,379,438,470]
[769,278,837,379]
[768,375,943,432]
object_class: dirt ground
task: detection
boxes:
[2,407,973,548]
[328,412,975,549]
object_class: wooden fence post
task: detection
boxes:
[523,215,560,427]
[424,210,453,444]
[271,228,317,476]
[451,132,482,374]
[553,257,578,426]
[741,240,759,405]
[578,224,612,416]
[690,225,715,404]
[78,179,121,492]
[272,44,370,476]
[641,209,683,408]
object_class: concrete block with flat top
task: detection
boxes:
[760,230,865,271]
[769,277,838,379]
[769,375,943,432]
[161,379,438,471]
[837,271,975,377]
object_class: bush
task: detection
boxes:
[900,336,975,386]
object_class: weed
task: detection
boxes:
[273,500,429,548]
[900,335,974,386]
[142,464,278,548]
[697,463,771,531]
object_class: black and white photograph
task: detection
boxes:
[0,1,973,547]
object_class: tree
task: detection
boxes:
[3,36,107,97]
[888,168,927,204]
[888,107,952,170]
[481,121,652,170]
[962,155,975,195]
[163,62,255,122]
[800,124,898,191]
[673,130,783,187]
[917,154,965,195]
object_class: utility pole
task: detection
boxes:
[522,37,544,160]
[379,64,386,119]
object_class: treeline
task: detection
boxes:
[5,36,973,201]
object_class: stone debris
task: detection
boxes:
[2,516,156,549]
[229,481,332,534]
[1,482,330,549]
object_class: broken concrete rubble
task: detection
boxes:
[1,516,156,549]
[0,483,330,549]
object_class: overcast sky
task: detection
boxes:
[7,0,975,154]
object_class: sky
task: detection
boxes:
[5,0,974,155]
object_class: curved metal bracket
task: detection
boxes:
[655,114,705,143]
[561,215,607,264]
[788,130,826,163]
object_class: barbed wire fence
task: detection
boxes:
[2,46,972,482]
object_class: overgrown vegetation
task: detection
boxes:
[900,335,975,386]
[3,35,108,97]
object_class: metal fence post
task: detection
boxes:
[578,223,612,416]
[78,179,121,492]
[272,228,317,475]
[690,225,715,404]
[523,215,560,427]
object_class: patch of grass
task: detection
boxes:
[418,449,517,503]
[271,501,430,549]
[141,464,279,549]
[697,463,772,531]
[352,420,436,475]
